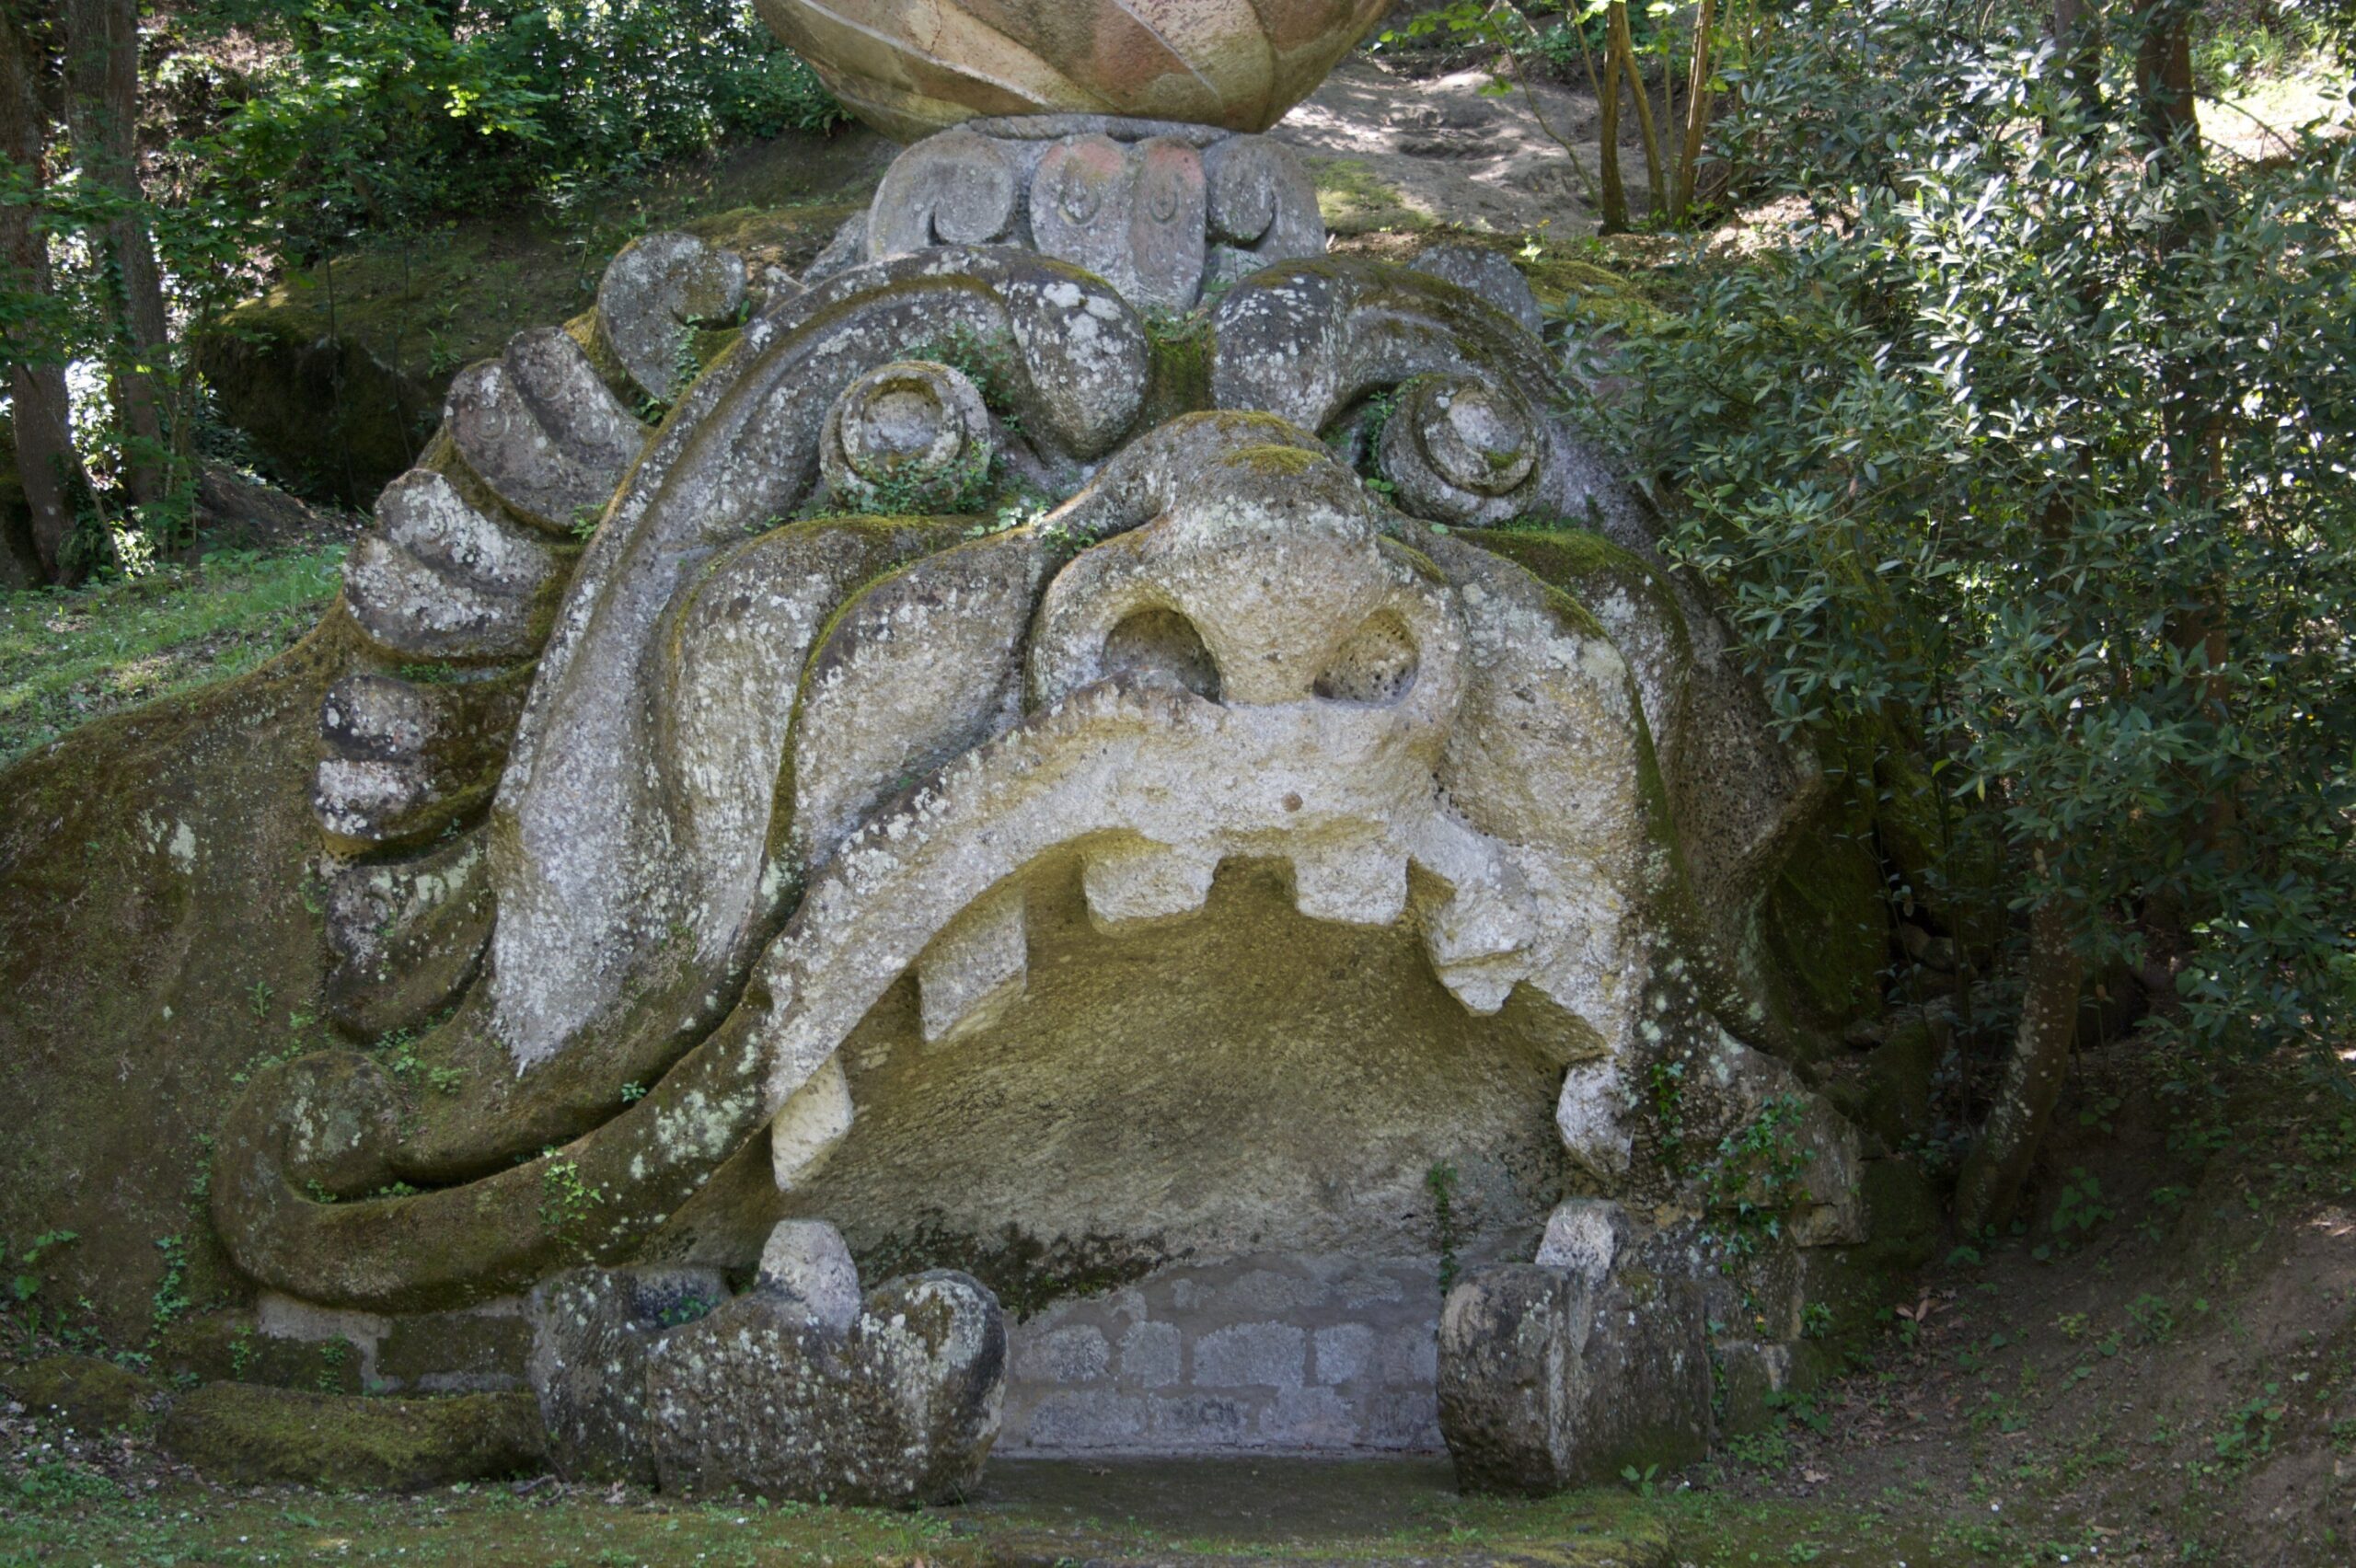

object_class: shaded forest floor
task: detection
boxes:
[4,1043,2350,1564]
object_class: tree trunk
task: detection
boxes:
[1595,28,1627,233]
[1955,894,2085,1235]
[63,0,168,512]
[2132,0,2200,153]
[1673,0,1717,221]
[1608,5,1667,223]
[1,0,86,582]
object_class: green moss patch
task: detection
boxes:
[1309,157,1439,235]
[157,1383,543,1491]
[0,1355,165,1434]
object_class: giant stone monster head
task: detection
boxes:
[215,106,1874,1489]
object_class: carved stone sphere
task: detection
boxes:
[754,0,1391,141]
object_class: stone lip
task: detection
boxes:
[755,0,1394,143]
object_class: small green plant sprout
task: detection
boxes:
[570,504,602,541]
[967,494,1049,539]
[2050,1167,2112,1239]
[1800,1301,1835,1339]
[1702,1093,1817,1257]
[538,1149,606,1256]
[1425,1160,1462,1296]
[5,1229,78,1330]
[247,980,274,1020]
[2054,1311,2090,1342]
[1619,1461,1660,1498]
[620,1080,648,1103]
[151,1234,191,1331]
[2128,1293,2177,1345]
[1891,1292,1942,1349]
[655,1293,719,1329]
[2213,1386,2285,1466]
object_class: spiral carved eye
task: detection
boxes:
[819,361,995,512]
[1377,374,1541,525]
[1313,613,1419,705]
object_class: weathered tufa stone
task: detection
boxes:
[1407,245,1547,340]
[1029,133,1207,314]
[445,328,648,532]
[313,670,526,847]
[817,359,996,512]
[645,1268,1006,1505]
[1378,374,1543,525]
[859,118,1323,313]
[756,1219,862,1332]
[525,1264,731,1485]
[321,832,493,1039]
[756,0,1393,142]
[1437,1263,1712,1494]
[595,231,748,406]
[158,1383,543,1489]
[341,470,559,663]
[1533,1198,1630,1284]
[865,128,1020,256]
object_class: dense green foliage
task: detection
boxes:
[1582,1,2356,1070]
[4,1,841,581]
[162,0,845,250]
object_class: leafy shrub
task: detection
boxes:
[1578,1,2356,1072]
[176,0,846,253]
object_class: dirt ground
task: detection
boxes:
[1659,1043,2356,1566]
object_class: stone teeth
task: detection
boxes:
[1431,956,1525,1017]
[1288,835,1408,927]
[918,888,1027,1044]
[1422,876,1537,1015]
[1080,839,1218,928]
[769,1059,854,1193]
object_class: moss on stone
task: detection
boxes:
[0,613,362,1344]
[1761,799,1890,1028]
[0,1355,165,1433]
[1231,444,1325,478]
[157,1382,543,1490]
[154,1314,368,1395]
[1139,312,1215,429]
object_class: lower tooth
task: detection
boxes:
[918,888,1027,1043]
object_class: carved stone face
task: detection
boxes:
[228,122,1859,1460]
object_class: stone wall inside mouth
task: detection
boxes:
[762,852,1593,1453]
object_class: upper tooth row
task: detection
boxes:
[910,833,1539,1043]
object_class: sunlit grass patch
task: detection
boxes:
[0,547,345,767]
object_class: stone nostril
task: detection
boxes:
[1312,614,1419,705]
[1102,607,1222,701]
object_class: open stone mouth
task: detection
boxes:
[210,115,1863,1478]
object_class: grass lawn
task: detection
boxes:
[0,548,345,767]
